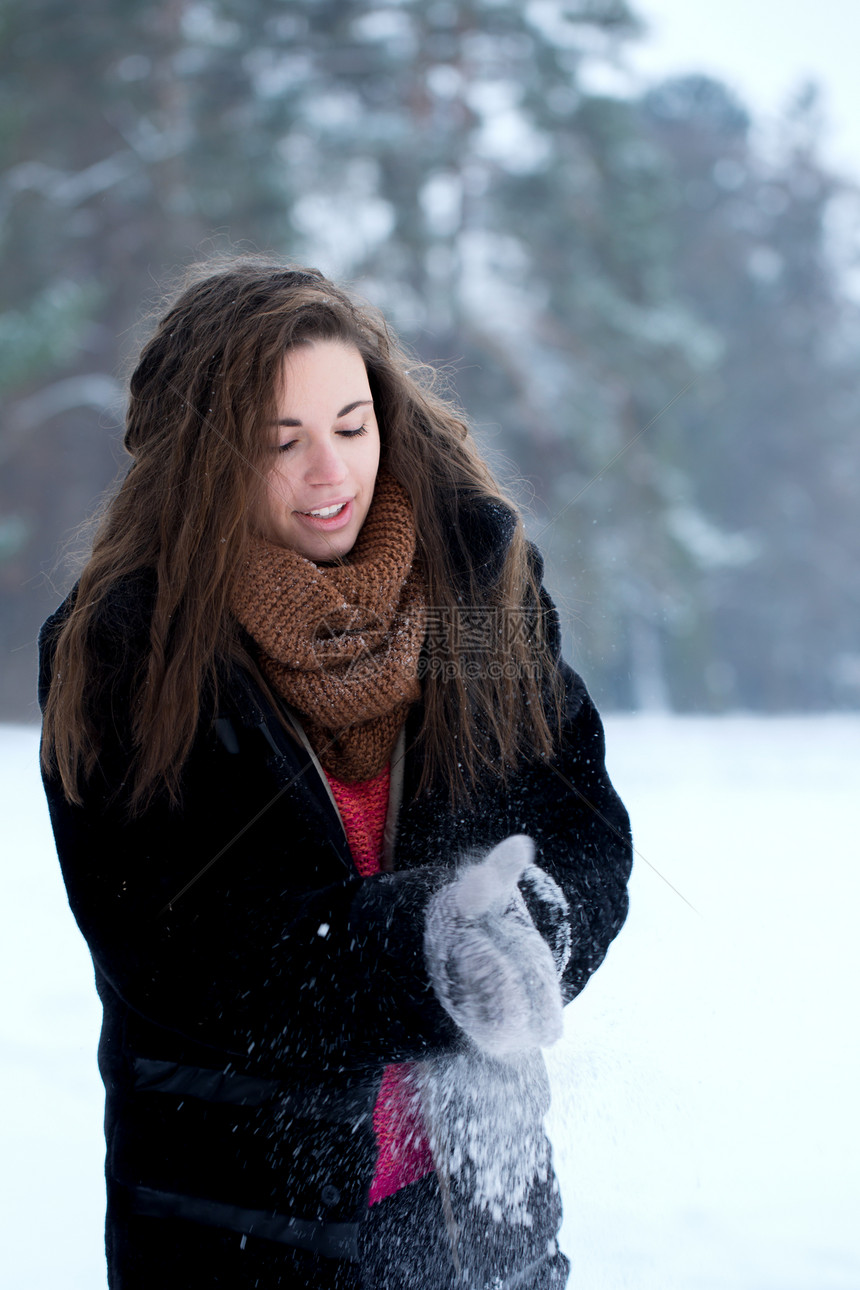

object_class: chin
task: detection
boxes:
[296,531,359,563]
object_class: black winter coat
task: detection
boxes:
[38,540,632,1290]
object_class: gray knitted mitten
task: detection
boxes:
[424,835,565,1058]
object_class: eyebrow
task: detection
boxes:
[276,398,373,427]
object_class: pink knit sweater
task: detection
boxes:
[325,766,435,1206]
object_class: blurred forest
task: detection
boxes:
[2,0,858,718]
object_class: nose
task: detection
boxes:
[304,436,348,487]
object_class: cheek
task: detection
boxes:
[266,465,296,506]
[364,435,382,482]
[257,468,294,533]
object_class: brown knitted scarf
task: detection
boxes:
[232,472,426,781]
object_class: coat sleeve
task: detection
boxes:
[510,657,632,1005]
[498,561,632,1003]
[38,596,461,1073]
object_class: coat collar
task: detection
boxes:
[443,493,518,590]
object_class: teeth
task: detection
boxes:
[307,503,346,518]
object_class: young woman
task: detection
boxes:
[39,261,632,1289]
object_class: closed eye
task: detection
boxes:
[275,424,368,452]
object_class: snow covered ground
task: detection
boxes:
[2,715,858,1289]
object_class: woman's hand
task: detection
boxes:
[424,835,565,1058]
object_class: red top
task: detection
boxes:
[325,766,435,1206]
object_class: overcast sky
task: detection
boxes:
[621,0,860,178]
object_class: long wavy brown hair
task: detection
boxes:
[41,259,562,812]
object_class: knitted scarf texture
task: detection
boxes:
[232,472,426,780]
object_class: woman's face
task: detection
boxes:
[258,339,381,561]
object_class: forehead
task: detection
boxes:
[277,340,370,407]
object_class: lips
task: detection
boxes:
[293,498,355,532]
[302,502,347,518]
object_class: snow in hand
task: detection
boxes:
[2,716,858,1289]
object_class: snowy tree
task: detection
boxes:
[1,3,858,714]
[639,75,860,708]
